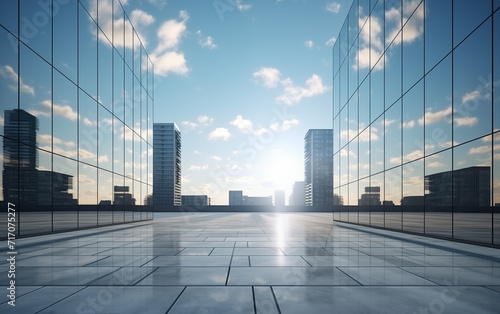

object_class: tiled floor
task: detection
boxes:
[1,212,500,313]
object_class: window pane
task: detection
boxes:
[349,139,358,183]
[54,0,77,82]
[79,4,97,99]
[385,38,402,108]
[0,29,19,138]
[98,30,113,110]
[98,169,113,225]
[349,38,358,100]
[53,155,78,232]
[113,0,124,57]
[114,118,124,175]
[79,163,97,233]
[385,0,401,48]
[0,0,18,35]
[371,59,384,122]
[402,159,424,233]
[425,149,452,238]
[453,136,492,244]
[425,0,452,72]
[98,106,113,171]
[20,44,51,147]
[402,1,423,93]
[53,71,78,160]
[20,0,51,61]
[453,19,492,144]
[359,79,369,131]
[385,166,401,230]
[79,92,98,166]
[370,173,384,227]
[370,0,384,71]
[494,11,500,131]
[453,0,492,47]
[494,132,500,245]
[403,81,424,162]
[359,128,370,179]
[358,177,369,225]
[114,50,124,121]
[349,93,358,142]
[371,115,384,175]
[22,148,52,235]
[385,101,401,168]
[425,55,452,155]
[349,182,358,223]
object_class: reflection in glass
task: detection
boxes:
[371,115,384,175]
[385,166,401,230]
[453,19,492,144]
[495,133,500,245]
[425,149,452,237]
[79,164,97,228]
[385,101,401,168]
[453,137,492,243]
[385,39,401,108]
[402,159,424,233]
[424,55,452,155]
[453,0,492,47]
[0,29,18,138]
[53,71,78,159]
[494,10,500,131]
[0,0,17,35]
[371,59,384,122]
[20,0,51,61]
[359,129,369,179]
[349,94,358,142]
[53,155,78,232]
[403,81,424,162]
[79,4,97,99]
[349,182,358,223]
[340,185,348,222]
[358,177,370,225]
[98,30,113,110]
[402,1,423,93]
[370,173,384,227]
[385,0,401,48]
[98,169,113,225]
[54,0,77,82]
[424,0,452,72]
[98,106,113,171]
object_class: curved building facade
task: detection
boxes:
[333,0,499,246]
[0,0,154,237]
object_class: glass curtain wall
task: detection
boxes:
[333,0,499,246]
[0,0,154,238]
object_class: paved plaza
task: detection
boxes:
[1,212,500,313]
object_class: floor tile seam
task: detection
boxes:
[299,255,314,267]
[33,285,88,314]
[0,285,44,306]
[336,267,363,286]
[225,242,237,285]
[394,266,443,286]
[269,286,282,314]
[133,267,161,286]
[251,286,257,314]
[335,222,500,262]
[80,255,110,267]
[9,222,156,249]
[165,286,187,314]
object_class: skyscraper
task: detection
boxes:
[153,123,181,206]
[304,129,333,206]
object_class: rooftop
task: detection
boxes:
[2,212,500,313]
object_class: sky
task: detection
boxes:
[122,0,353,204]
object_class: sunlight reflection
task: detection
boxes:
[275,214,288,248]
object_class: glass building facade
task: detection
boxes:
[333,0,500,246]
[0,0,154,237]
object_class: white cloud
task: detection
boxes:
[403,120,415,129]
[197,115,214,125]
[325,37,336,46]
[208,127,231,141]
[270,119,299,132]
[276,74,329,105]
[211,155,222,161]
[469,145,491,155]
[304,40,314,49]
[0,65,35,96]
[326,2,341,13]
[41,99,78,121]
[253,67,281,88]
[181,121,198,129]
[89,1,153,48]
[230,115,253,133]
[454,117,478,127]
[189,164,209,171]
[403,149,424,162]
[196,30,217,49]
[151,11,189,76]
[418,107,453,125]
[235,0,252,11]
[427,161,444,168]
[150,51,188,76]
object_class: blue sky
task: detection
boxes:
[125,0,352,204]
